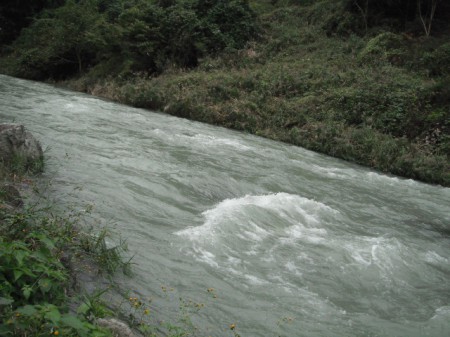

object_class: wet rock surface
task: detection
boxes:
[0,124,43,173]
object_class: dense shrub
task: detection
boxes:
[0,0,65,49]
[10,0,109,80]
[118,0,258,73]
[422,42,450,76]
[3,0,258,78]
[358,32,409,65]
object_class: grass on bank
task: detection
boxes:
[60,1,449,186]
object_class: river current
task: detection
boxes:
[1,75,449,336]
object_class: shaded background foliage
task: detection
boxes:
[0,0,258,79]
[0,0,65,47]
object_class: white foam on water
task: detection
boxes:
[281,224,328,245]
[343,236,405,273]
[226,256,242,266]
[309,164,359,180]
[192,134,252,151]
[176,193,340,289]
[165,133,253,152]
[365,171,418,186]
[431,306,450,320]
[176,193,337,244]
[192,246,219,268]
[63,102,90,112]
[244,274,269,286]
[424,251,449,264]
[285,261,303,276]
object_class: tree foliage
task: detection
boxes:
[0,0,65,48]
[350,0,449,35]
[2,0,258,79]
[11,0,109,79]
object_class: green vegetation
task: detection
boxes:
[0,0,257,79]
[0,207,111,336]
[0,0,449,185]
[0,153,128,336]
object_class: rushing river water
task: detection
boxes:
[1,74,450,336]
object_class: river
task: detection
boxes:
[1,74,449,336]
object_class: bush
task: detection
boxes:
[422,42,450,76]
[118,0,259,73]
[9,0,109,80]
[358,32,409,65]
[0,208,113,336]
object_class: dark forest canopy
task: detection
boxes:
[0,0,65,46]
[0,0,259,79]
[1,0,449,80]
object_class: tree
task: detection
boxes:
[0,0,64,48]
[354,0,369,34]
[418,0,440,37]
[11,0,108,78]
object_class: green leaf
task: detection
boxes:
[60,314,87,332]
[13,269,24,282]
[77,303,90,316]
[14,250,28,265]
[0,324,12,335]
[22,286,32,300]
[0,297,13,306]
[38,278,52,293]
[17,305,38,317]
[35,246,52,260]
[44,306,61,324]
[39,236,56,250]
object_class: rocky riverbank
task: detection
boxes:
[0,124,138,337]
[0,123,43,211]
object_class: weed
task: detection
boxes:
[78,227,132,275]
[0,207,114,336]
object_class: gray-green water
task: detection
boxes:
[1,75,449,336]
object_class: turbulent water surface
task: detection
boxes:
[1,75,449,336]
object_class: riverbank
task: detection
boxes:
[49,2,450,187]
[0,125,136,336]
[0,0,449,186]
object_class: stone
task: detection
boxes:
[0,124,43,173]
[97,318,136,337]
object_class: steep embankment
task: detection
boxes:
[1,0,449,186]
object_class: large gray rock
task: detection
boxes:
[0,124,43,173]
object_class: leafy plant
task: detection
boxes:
[0,199,132,336]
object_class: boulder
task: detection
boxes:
[0,124,43,173]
